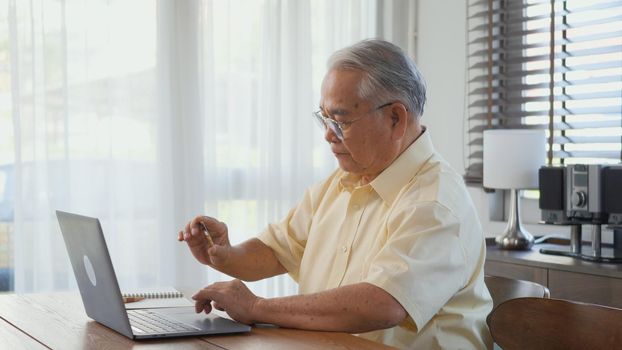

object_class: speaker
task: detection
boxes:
[539,166,567,223]
[604,166,622,225]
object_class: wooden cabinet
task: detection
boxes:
[484,260,548,287]
[485,240,622,308]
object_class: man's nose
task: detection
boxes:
[324,126,341,143]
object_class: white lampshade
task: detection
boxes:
[483,129,546,189]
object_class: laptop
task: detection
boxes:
[56,210,251,339]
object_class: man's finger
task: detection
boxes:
[193,291,213,314]
[185,221,192,236]
[191,216,224,235]
[192,287,216,301]
[177,231,183,241]
[184,222,213,247]
[196,299,212,314]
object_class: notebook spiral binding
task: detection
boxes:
[122,291,184,299]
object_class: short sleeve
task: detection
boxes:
[363,201,467,331]
[257,188,315,282]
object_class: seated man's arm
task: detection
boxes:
[254,282,407,332]
[192,280,407,333]
[179,215,287,281]
[218,238,287,281]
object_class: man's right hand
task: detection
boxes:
[178,215,231,268]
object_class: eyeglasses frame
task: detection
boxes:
[313,101,395,141]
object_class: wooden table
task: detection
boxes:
[0,293,394,349]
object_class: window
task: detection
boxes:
[465,0,622,184]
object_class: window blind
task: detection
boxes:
[465,0,622,184]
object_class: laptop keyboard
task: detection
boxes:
[128,309,200,334]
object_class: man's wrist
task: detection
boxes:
[250,297,268,324]
[215,245,235,272]
[208,245,245,281]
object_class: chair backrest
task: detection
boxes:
[488,297,622,350]
[484,275,550,309]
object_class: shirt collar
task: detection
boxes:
[369,128,435,206]
[338,170,368,192]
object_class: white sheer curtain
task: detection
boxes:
[2,0,415,296]
[5,0,170,292]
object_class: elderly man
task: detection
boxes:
[179,39,492,349]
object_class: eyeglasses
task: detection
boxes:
[313,102,394,141]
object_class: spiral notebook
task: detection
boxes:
[121,287,194,310]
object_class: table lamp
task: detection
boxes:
[483,129,546,250]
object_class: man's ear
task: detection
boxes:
[390,103,409,140]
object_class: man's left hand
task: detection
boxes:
[192,279,261,325]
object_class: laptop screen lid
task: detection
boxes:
[56,210,133,338]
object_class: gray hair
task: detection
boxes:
[327,39,426,118]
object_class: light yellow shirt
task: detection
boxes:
[258,130,493,349]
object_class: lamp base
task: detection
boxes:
[495,229,534,250]
[494,188,535,250]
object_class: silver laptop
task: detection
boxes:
[56,210,251,340]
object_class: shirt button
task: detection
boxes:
[341,246,348,253]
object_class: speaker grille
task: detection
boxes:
[539,167,565,210]
[603,167,622,213]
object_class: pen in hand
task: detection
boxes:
[178,221,214,247]
[199,222,215,247]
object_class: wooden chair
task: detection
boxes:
[484,275,550,310]
[488,297,622,350]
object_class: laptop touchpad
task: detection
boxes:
[155,308,250,332]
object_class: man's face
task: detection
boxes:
[319,69,399,179]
